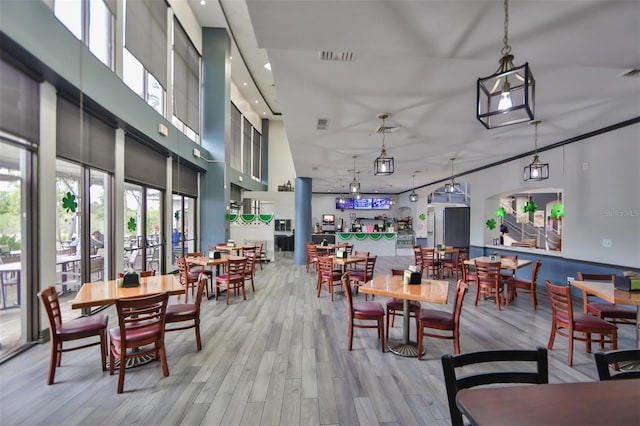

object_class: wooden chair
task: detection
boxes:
[412,245,423,270]
[442,347,548,426]
[185,251,213,291]
[499,254,518,282]
[109,292,169,394]
[254,242,265,270]
[215,257,247,305]
[386,268,421,341]
[577,272,635,326]
[165,275,207,351]
[420,248,442,279]
[316,255,342,301]
[474,260,504,310]
[341,273,385,352]
[506,260,542,311]
[460,253,476,288]
[417,280,468,359]
[305,243,319,273]
[38,286,108,385]
[594,349,640,380]
[441,248,460,281]
[118,270,156,278]
[545,280,617,366]
[243,250,258,292]
[349,250,371,272]
[349,256,377,300]
[177,257,203,302]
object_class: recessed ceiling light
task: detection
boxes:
[264,62,271,71]
[229,56,232,60]
[255,100,259,104]
[262,111,266,115]
[243,82,247,86]
[200,0,206,5]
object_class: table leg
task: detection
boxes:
[620,306,640,371]
[387,298,424,357]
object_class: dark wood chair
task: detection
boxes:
[177,257,202,302]
[441,347,548,426]
[499,254,518,282]
[215,257,247,305]
[594,349,640,380]
[577,272,636,326]
[305,243,319,273]
[109,292,169,393]
[386,268,421,342]
[474,260,504,310]
[506,260,542,311]
[38,286,108,385]
[545,280,617,366]
[185,251,213,292]
[420,247,441,279]
[460,253,476,288]
[441,248,460,281]
[341,273,385,352]
[412,245,423,271]
[349,256,377,300]
[417,280,468,359]
[243,249,258,292]
[165,275,207,351]
[316,255,342,301]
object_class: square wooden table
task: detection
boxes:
[187,255,245,299]
[359,274,449,357]
[464,256,532,270]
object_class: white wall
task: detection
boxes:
[267,120,296,191]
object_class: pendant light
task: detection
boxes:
[374,113,394,175]
[338,179,346,204]
[523,120,549,181]
[349,155,360,194]
[477,0,535,129]
[354,172,362,200]
[444,158,461,193]
[409,174,418,202]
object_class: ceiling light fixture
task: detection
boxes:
[374,113,394,176]
[444,158,461,193]
[200,0,206,5]
[338,179,346,204]
[409,174,418,202]
[355,172,362,200]
[524,120,549,181]
[349,155,360,194]
[477,0,535,129]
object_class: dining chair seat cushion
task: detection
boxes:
[187,271,202,280]
[196,269,213,277]
[58,315,109,335]
[418,308,454,328]
[386,298,421,310]
[588,303,635,319]
[109,323,162,344]
[569,313,619,331]
[216,273,243,282]
[166,303,197,319]
[353,301,384,316]
[350,270,368,281]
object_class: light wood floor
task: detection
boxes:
[0,253,635,425]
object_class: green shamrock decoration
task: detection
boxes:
[174,211,180,221]
[62,192,77,213]
[419,213,426,220]
[495,207,506,218]
[127,217,137,232]
[522,200,537,213]
[550,203,564,219]
[486,218,497,230]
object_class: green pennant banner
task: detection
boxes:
[338,233,352,240]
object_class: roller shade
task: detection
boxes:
[0,58,39,144]
[124,135,167,189]
[173,19,200,133]
[56,95,115,172]
[172,159,198,197]
[125,0,167,89]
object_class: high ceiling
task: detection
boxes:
[190,0,640,195]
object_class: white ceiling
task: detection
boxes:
[191,0,640,195]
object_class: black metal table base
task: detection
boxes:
[387,340,424,357]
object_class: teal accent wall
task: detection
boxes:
[294,177,312,264]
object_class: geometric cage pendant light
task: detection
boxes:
[444,158,462,193]
[374,113,394,175]
[477,0,535,129]
[523,120,549,181]
[349,155,361,194]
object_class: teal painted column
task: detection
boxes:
[294,177,312,265]
[200,28,230,250]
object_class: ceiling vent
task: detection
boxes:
[316,118,329,130]
[622,69,640,78]
[319,51,355,62]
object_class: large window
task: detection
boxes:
[124,183,164,273]
[252,127,261,180]
[230,105,242,170]
[172,19,200,143]
[171,194,196,267]
[53,0,115,69]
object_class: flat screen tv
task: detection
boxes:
[353,198,372,209]
[335,197,354,209]
[372,198,391,209]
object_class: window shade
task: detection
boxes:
[56,95,115,172]
[252,128,261,179]
[103,0,117,17]
[124,134,167,189]
[242,117,251,174]
[173,19,200,133]
[230,104,242,170]
[125,0,167,89]
[172,159,199,197]
[0,58,39,144]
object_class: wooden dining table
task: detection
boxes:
[456,378,640,426]
[333,255,366,272]
[359,274,449,357]
[71,274,184,309]
[214,244,255,256]
[187,255,245,299]
[464,256,532,270]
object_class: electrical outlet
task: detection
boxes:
[602,238,612,248]
[582,162,589,170]
[567,277,574,285]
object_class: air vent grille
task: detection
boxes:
[317,118,329,130]
[319,51,355,62]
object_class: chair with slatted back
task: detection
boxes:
[499,254,518,282]
[306,243,319,273]
[577,272,635,326]
[413,245,423,271]
[349,256,377,300]
[215,257,247,304]
[316,255,343,301]
[594,349,640,380]
[441,249,460,281]
[243,249,258,292]
[342,272,385,352]
[386,268,421,343]
[177,257,201,302]
[545,280,617,366]
[417,280,468,359]
[442,347,548,426]
[38,286,108,385]
[506,260,542,311]
[420,247,442,279]
[474,260,504,310]
[254,242,265,270]
[165,275,207,351]
[109,292,169,394]
[460,253,476,288]
[185,252,213,295]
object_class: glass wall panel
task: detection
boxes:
[89,169,108,282]
[124,183,143,271]
[146,188,162,272]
